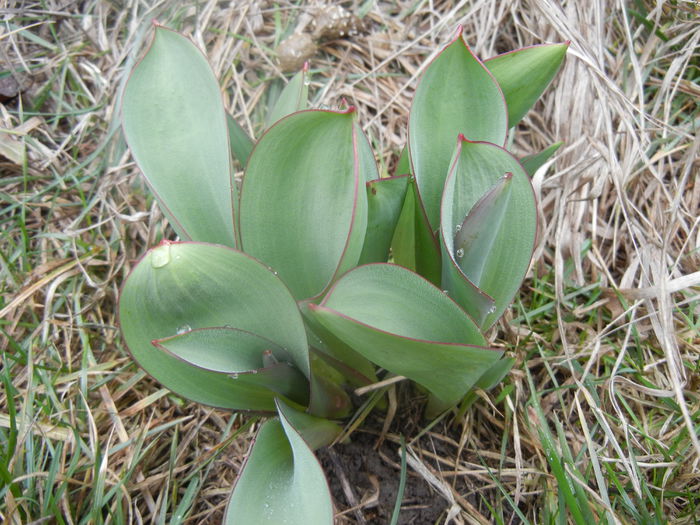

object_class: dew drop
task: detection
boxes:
[176,324,191,335]
[442,289,449,294]
[231,373,239,379]
[487,305,497,314]
[455,223,462,232]
[456,248,464,259]
[151,243,171,268]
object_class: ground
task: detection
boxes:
[1,1,698,523]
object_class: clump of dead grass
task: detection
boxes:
[1,0,698,523]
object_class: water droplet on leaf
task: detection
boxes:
[455,223,462,232]
[456,248,464,258]
[176,324,191,335]
[151,243,171,268]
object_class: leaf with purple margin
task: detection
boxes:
[118,242,309,411]
[308,264,502,406]
[440,138,537,329]
[122,25,236,247]
[239,109,367,301]
[409,28,507,230]
[224,401,334,525]
[153,327,309,405]
[485,43,568,126]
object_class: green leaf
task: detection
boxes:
[409,29,507,230]
[440,138,537,329]
[521,142,563,176]
[475,357,514,390]
[119,242,310,410]
[389,178,441,284]
[224,403,333,525]
[485,43,569,126]
[302,309,379,386]
[358,124,380,182]
[227,113,254,168]
[308,264,502,405]
[122,25,236,247]
[390,177,417,271]
[454,172,514,286]
[275,398,342,451]
[265,65,309,128]
[239,109,367,300]
[395,145,411,176]
[153,327,309,405]
[359,175,409,264]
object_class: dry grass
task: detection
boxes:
[1,0,698,523]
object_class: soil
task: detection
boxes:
[317,390,481,524]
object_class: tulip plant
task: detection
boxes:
[119,22,567,524]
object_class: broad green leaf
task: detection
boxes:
[119,242,310,410]
[122,25,236,247]
[409,30,507,230]
[521,142,563,176]
[275,398,342,451]
[454,173,514,286]
[440,138,537,329]
[308,364,352,419]
[475,357,515,391]
[389,178,441,284]
[227,113,254,168]
[224,406,333,524]
[308,264,502,405]
[240,109,367,300]
[358,125,380,182]
[153,327,309,405]
[302,310,378,386]
[395,145,411,176]
[265,65,309,128]
[359,175,409,264]
[485,43,568,126]
[390,177,416,271]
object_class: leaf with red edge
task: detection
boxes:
[122,25,236,247]
[440,137,537,329]
[224,400,334,525]
[485,43,569,126]
[118,242,310,411]
[308,264,502,406]
[239,109,368,301]
[153,327,309,405]
[409,27,508,231]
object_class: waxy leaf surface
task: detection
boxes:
[309,264,502,405]
[227,113,254,168]
[390,178,441,284]
[359,175,409,264]
[485,43,568,126]
[440,139,537,329]
[119,242,309,410]
[239,109,367,300]
[265,67,309,128]
[122,26,236,247]
[409,31,507,230]
[521,142,562,176]
[153,327,309,405]
[225,402,333,525]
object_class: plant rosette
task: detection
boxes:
[119,22,567,524]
